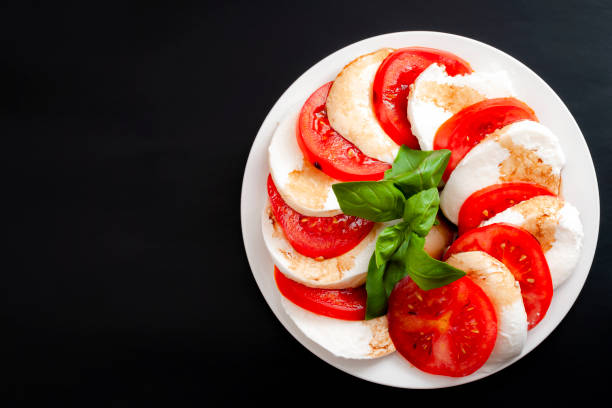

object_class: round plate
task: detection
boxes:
[240,31,599,388]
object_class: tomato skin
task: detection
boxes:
[388,276,497,377]
[274,267,366,320]
[434,98,538,181]
[297,83,391,182]
[444,223,553,329]
[267,175,374,259]
[458,182,554,235]
[373,47,472,148]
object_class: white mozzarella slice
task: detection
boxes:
[268,111,341,217]
[446,251,528,365]
[481,196,583,288]
[280,296,395,359]
[424,217,456,260]
[440,120,565,224]
[262,203,455,289]
[407,63,515,151]
[261,202,385,289]
[326,48,399,164]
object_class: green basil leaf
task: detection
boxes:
[357,146,460,318]
[403,233,466,290]
[385,237,412,296]
[374,222,407,267]
[365,234,412,319]
[365,231,465,319]
[403,188,440,237]
[332,180,405,222]
[384,146,451,197]
[365,254,388,320]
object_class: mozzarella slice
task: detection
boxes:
[280,296,395,359]
[326,48,399,164]
[261,201,384,289]
[440,120,565,224]
[446,251,527,364]
[268,110,342,217]
[407,63,515,151]
[263,202,457,289]
[481,196,583,288]
[424,217,456,260]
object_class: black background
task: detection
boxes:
[3,0,611,405]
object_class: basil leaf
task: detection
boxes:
[375,222,407,267]
[332,180,405,222]
[365,234,412,319]
[365,254,388,320]
[385,237,412,296]
[384,146,451,197]
[347,146,461,319]
[403,233,466,290]
[403,188,440,237]
[364,232,465,319]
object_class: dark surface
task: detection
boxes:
[3,0,611,405]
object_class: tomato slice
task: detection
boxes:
[434,98,538,181]
[373,47,472,148]
[444,223,553,329]
[267,175,374,259]
[457,182,554,235]
[388,276,497,377]
[274,267,366,320]
[297,83,391,182]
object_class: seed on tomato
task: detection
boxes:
[297,83,390,182]
[388,276,497,377]
[267,175,374,259]
[274,267,366,320]
[444,223,553,329]
[457,182,554,235]
[433,98,538,181]
[373,47,472,148]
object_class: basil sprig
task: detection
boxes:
[331,146,465,320]
[384,149,452,197]
[332,180,405,222]
[402,187,440,236]
[332,146,451,218]
[365,189,464,319]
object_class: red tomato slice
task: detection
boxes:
[458,182,554,235]
[373,47,472,148]
[274,267,366,320]
[267,175,374,259]
[297,83,391,182]
[388,276,497,377]
[444,223,553,329]
[434,98,538,181]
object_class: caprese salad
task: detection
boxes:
[261,47,584,377]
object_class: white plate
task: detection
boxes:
[240,31,599,388]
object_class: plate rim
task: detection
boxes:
[240,30,600,389]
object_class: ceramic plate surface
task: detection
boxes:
[240,31,599,388]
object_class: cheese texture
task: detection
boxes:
[408,63,515,151]
[440,120,565,224]
[281,296,395,359]
[326,48,399,164]
[481,196,583,288]
[268,111,341,217]
[446,251,528,364]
